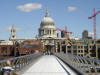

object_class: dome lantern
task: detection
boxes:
[45,8,49,17]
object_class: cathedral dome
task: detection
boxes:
[40,8,55,27]
[40,17,54,26]
[38,8,57,38]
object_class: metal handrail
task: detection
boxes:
[55,52,100,75]
[0,52,43,72]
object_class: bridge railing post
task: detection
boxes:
[0,52,43,73]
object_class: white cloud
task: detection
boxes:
[88,32,94,37]
[6,27,23,31]
[17,3,42,12]
[67,6,77,12]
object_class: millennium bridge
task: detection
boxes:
[0,52,100,75]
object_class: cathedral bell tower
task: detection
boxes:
[9,24,16,40]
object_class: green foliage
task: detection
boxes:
[44,47,48,52]
[2,63,7,66]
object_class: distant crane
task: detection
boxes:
[56,26,72,39]
[56,26,72,54]
[88,8,100,40]
[56,26,72,46]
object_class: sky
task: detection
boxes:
[0,0,100,40]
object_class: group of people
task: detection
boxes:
[1,61,19,75]
[44,51,54,55]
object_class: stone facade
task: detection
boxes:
[66,39,100,59]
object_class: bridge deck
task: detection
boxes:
[22,55,76,75]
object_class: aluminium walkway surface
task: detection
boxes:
[22,55,77,75]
